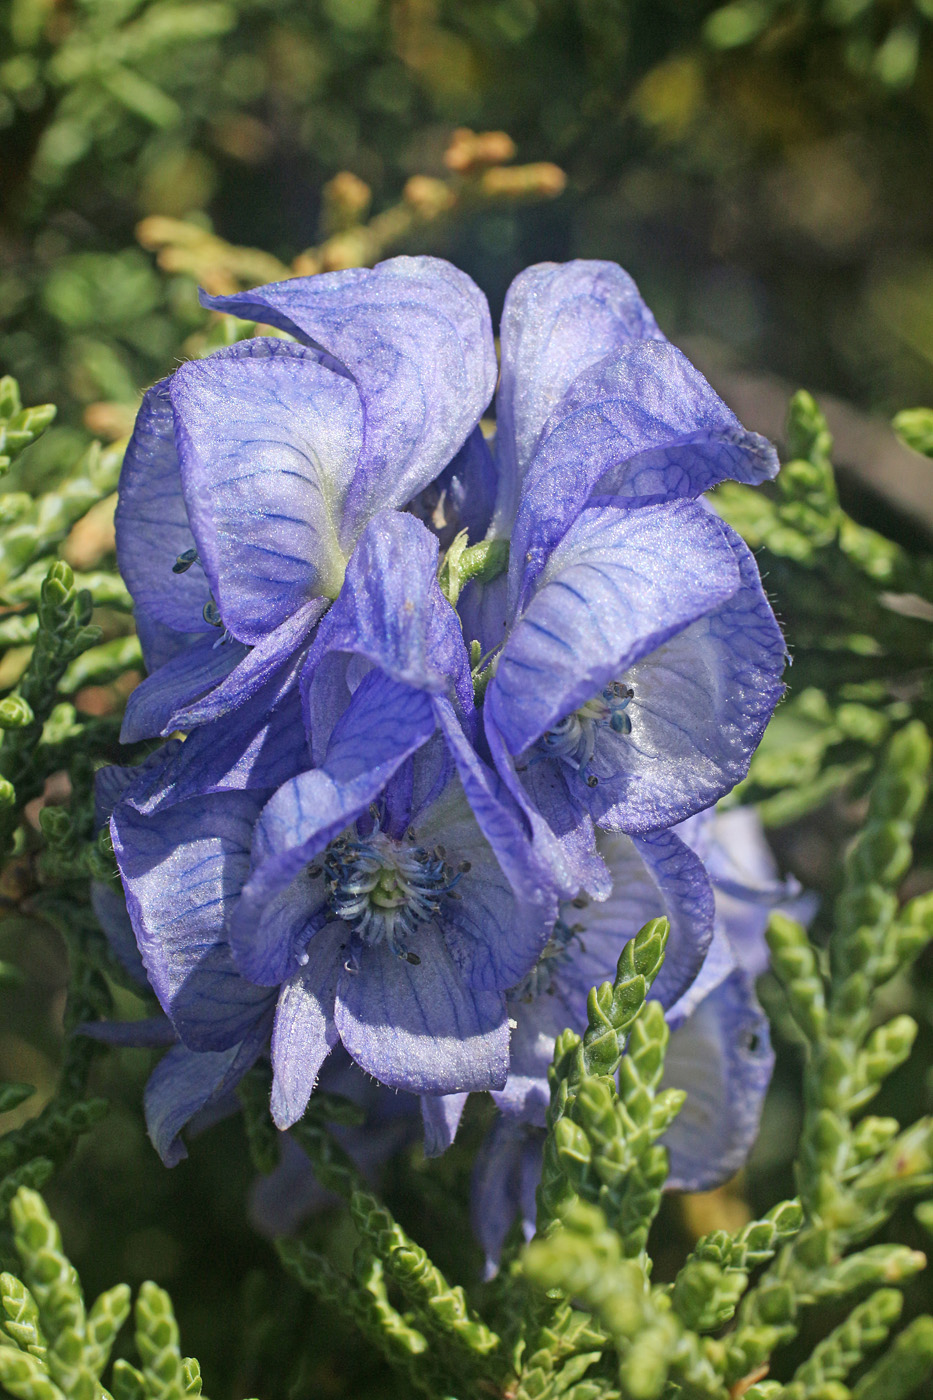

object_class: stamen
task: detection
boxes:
[203,599,223,628]
[532,680,635,782]
[172,548,200,574]
[321,818,463,965]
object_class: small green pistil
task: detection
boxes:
[371,870,407,910]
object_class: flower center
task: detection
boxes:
[322,825,466,965]
[536,681,634,785]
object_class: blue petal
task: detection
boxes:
[144,1024,268,1166]
[471,1117,543,1277]
[115,379,212,635]
[229,673,437,957]
[485,723,610,899]
[538,827,714,1017]
[420,1092,468,1158]
[202,256,497,543]
[233,871,328,987]
[662,969,774,1192]
[435,698,559,920]
[487,501,741,759]
[509,340,778,605]
[91,880,147,985]
[270,923,345,1128]
[79,1016,177,1047]
[320,668,437,792]
[120,634,247,743]
[94,745,182,827]
[167,597,327,733]
[111,789,275,1051]
[126,654,309,815]
[664,928,739,1026]
[134,607,203,674]
[414,760,555,993]
[494,981,578,1125]
[594,525,786,832]
[170,339,363,642]
[334,922,509,1094]
[457,573,509,659]
[630,830,714,1008]
[493,260,664,535]
[302,511,474,735]
[678,806,806,979]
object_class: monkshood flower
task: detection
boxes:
[106,514,558,1163]
[115,255,496,743]
[448,262,786,893]
[470,803,784,1273]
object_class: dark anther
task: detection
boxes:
[402,950,421,965]
[586,774,598,788]
[173,548,200,574]
[458,860,472,873]
[202,599,222,627]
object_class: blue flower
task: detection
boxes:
[107,513,557,1158]
[104,255,792,1169]
[491,824,718,1128]
[469,802,786,1273]
[116,255,496,742]
[446,263,788,892]
[480,500,785,894]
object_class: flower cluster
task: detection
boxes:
[100,256,789,1196]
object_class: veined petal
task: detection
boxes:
[493,261,664,534]
[202,256,497,544]
[493,981,577,1125]
[168,597,327,732]
[270,923,345,1128]
[434,698,559,919]
[598,829,713,1010]
[487,501,741,759]
[144,1024,269,1167]
[120,633,248,743]
[679,806,805,979]
[485,723,610,899]
[595,526,786,832]
[170,339,362,642]
[111,789,274,1051]
[134,607,204,674]
[662,969,774,1192]
[126,653,309,815]
[115,380,212,635]
[428,426,497,545]
[510,340,778,602]
[302,511,473,729]
[334,923,509,1094]
[415,767,555,992]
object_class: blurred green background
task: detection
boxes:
[3,2,933,1397]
